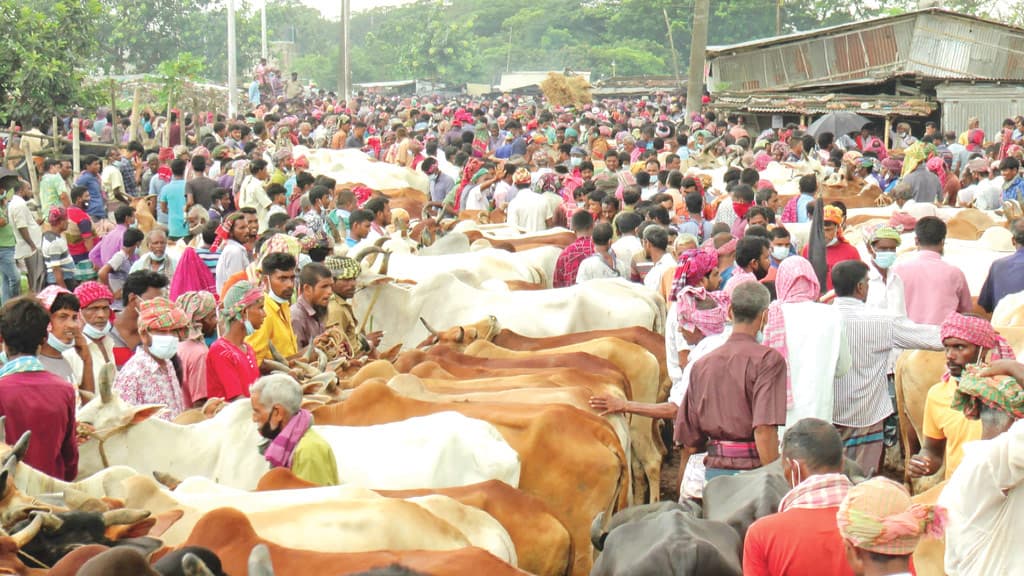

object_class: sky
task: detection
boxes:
[299,0,414,20]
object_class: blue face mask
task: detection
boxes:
[873,251,897,270]
[151,253,166,262]
[83,321,111,340]
[244,319,255,336]
[47,333,75,353]
[267,290,289,305]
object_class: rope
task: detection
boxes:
[18,548,50,569]
[82,421,135,469]
[356,285,383,335]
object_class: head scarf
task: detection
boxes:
[169,247,216,302]
[158,147,174,162]
[512,167,532,185]
[952,365,1024,420]
[926,156,948,188]
[210,212,246,253]
[836,477,947,556]
[901,142,935,177]
[823,205,844,226]
[770,141,788,159]
[220,280,264,326]
[274,148,291,164]
[881,157,903,174]
[669,248,718,301]
[533,172,561,195]
[762,256,821,408]
[753,151,772,172]
[454,157,485,211]
[37,285,71,312]
[325,256,360,280]
[175,291,217,341]
[74,281,114,309]
[869,225,902,246]
[940,313,1016,362]
[675,286,730,337]
[138,297,189,333]
[967,128,985,151]
[48,206,67,227]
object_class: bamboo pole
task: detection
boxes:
[51,117,60,156]
[884,117,892,151]
[129,86,141,144]
[164,99,172,148]
[72,119,81,173]
[25,148,38,201]
[110,80,120,145]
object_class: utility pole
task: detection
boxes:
[261,0,268,59]
[505,27,513,73]
[685,0,710,120]
[664,8,682,89]
[227,0,237,117]
[337,0,351,100]
[776,0,783,35]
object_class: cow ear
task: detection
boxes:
[128,406,164,425]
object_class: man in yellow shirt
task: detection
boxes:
[251,374,338,486]
[909,313,1015,480]
[245,252,298,371]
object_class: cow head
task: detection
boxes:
[0,514,48,575]
[0,430,63,528]
[76,363,164,434]
[417,316,499,348]
[9,509,155,569]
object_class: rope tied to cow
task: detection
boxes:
[77,420,139,469]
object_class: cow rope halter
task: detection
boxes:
[79,421,136,469]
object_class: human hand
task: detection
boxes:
[588,395,626,416]
[979,360,1024,381]
[907,453,940,478]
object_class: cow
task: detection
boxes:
[257,468,573,576]
[910,481,947,576]
[303,147,429,192]
[354,273,666,350]
[182,507,528,576]
[75,383,521,491]
[699,459,792,542]
[992,290,1024,326]
[0,516,54,576]
[313,380,628,576]
[355,246,556,287]
[8,509,159,569]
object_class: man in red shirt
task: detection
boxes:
[743,418,854,576]
[0,297,78,480]
[801,204,860,291]
[66,186,95,264]
[552,210,595,288]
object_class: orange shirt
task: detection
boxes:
[743,507,855,576]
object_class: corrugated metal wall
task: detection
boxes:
[936,84,1024,137]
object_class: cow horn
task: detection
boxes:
[32,512,63,532]
[10,514,42,548]
[248,543,275,576]
[153,471,182,490]
[98,362,116,404]
[182,552,216,576]
[418,317,439,336]
[352,246,385,263]
[9,431,30,463]
[63,487,106,513]
[101,508,150,527]
[456,326,465,344]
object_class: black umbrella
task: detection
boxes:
[805,111,871,138]
[0,168,19,192]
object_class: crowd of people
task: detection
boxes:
[0,81,1023,575]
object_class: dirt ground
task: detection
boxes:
[659,446,683,502]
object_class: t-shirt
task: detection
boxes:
[159,180,188,238]
[185,176,218,209]
[65,206,94,258]
[923,378,982,480]
[75,171,106,220]
[0,370,78,480]
[506,191,553,233]
[0,219,15,249]
[39,173,66,214]
[8,195,42,260]
[42,231,75,287]
[743,507,854,576]
[206,338,260,401]
[105,250,133,310]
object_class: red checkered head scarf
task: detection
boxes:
[675,287,730,338]
[669,248,718,302]
[138,297,189,334]
[940,313,1016,363]
[74,282,114,309]
[837,477,947,556]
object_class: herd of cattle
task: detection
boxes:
[0,151,1021,575]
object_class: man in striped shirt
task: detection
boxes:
[830,260,943,477]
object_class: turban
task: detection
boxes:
[512,167,532,185]
[940,313,1016,361]
[138,297,189,333]
[836,477,946,556]
[967,157,990,172]
[74,281,114,309]
[191,146,211,160]
[670,248,719,299]
[756,179,774,191]
[175,291,217,341]
[158,147,175,162]
[770,141,789,158]
[675,286,730,337]
[293,155,309,168]
[598,126,612,137]
[220,281,264,326]
[325,256,361,280]
[926,156,948,188]
[533,173,561,195]
[48,206,67,226]
[259,234,302,265]
[274,148,292,163]
[823,205,844,225]
[869,225,902,246]
[842,150,863,166]
[211,145,232,159]
[753,151,772,172]
[37,285,72,312]
[564,127,579,139]
[716,237,737,256]
[881,157,903,173]
[953,365,1024,420]
[763,256,820,407]
[172,145,189,158]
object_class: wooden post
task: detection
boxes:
[72,118,81,173]
[129,86,141,144]
[110,80,120,145]
[25,149,38,202]
[164,99,172,148]
[51,117,60,156]
[2,121,13,167]
[884,117,892,151]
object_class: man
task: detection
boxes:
[345,122,366,149]
[901,152,942,203]
[119,141,143,199]
[301,187,331,238]
[939,359,1024,576]
[978,218,1024,313]
[722,235,770,296]
[999,156,1024,203]
[185,156,218,210]
[66,186,96,266]
[506,168,553,233]
[781,174,816,224]
[9,180,44,293]
[346,209,373,249]
[109,270,168,368]
[89,205,135,270]
[363,197,391,244]
[641,225,674,293]
[40,158,70,214]
[42,208,76,290]
[553,210,595,288]
[611,211,643,271]
[250,374,339,486]
[743,418,854,576]
[75,155,106,222]
[831,260,943,476]
[422,158,454,204]
[909,312,1014,481]
[863,226,906,315]
[36,286,94,399]
[892,216,972,325]
[159,159,188,241]
[0,297,78,480]
[836,477,945,576]
[675,281,786,481]
[130,229,177,279]
[214,214,252,294]
[239,160,272,233]
[113,297,189,420]
[246,252,298,371]
[676,192,713,244]
[175,291,217,408]
[74,281,118,386]
[324,256,380,356]
[101,148,128,205]
[576,223,630,282]
[291,263,333,349]
[799,205,860,291]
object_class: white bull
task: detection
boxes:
[361,246,560,288]
[298,146,428,192]
[76,389,521,491]
[356,272,667,349]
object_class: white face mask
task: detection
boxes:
[148,334,179,360]
[771,246,790,261]
[827,237,839,247]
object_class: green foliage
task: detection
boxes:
[149,52,208,109]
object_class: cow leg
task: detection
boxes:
[894,355,918,489]
[629,416,665,504]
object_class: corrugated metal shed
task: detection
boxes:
[712,91,936,117]
[936,83,1024,139]
[707,9,1024,93]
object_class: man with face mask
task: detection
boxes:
[323,256,380,356]
[743,418,854,576]
[675,281,787,482]
[207,281,265,402]
[36,287,94,403]
[245,251,298,372]
[109,269,167,368]
[130,229,177,279]
[251,374,338,486]
[421,158,454,204]
[863,226,906,315]
[909,312,1016,482]
[800,205,860,291]
[75,281,118,385]
[831,260,943,477]
[112,297,189,420]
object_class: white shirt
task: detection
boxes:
[669,327,731,407]
[576,250,629,283]
[865,260,907,316]
[611,235,643,270]
[643,253,675,292]
[940,419,1024,576]
[8,195,42,260]
[239,176,271,232]
[506,191,553,233]
[463,185,490,211]
[664,301,693,402]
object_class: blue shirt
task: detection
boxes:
[1002,176,1024,203]
[978,248,1024,313]
[75,172,106,220]
[676,216,714,244]
[796,194,814,223]
[159,179,188,238]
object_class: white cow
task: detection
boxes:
[360,246,559,288]
[298,147,428,192]
[76,390,521,491]
[355,272,667,349]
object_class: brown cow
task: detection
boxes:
[183,507,529,576]
[946,209,997,241]
[257,469,573,576]
[313,381,628,576]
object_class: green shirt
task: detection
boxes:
[39,173,66,214]
[0,217,15,248]
[291,427,339,486]
[270,168,288,187]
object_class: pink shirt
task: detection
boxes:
[893,250,973,325]
[177,340,209,408]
